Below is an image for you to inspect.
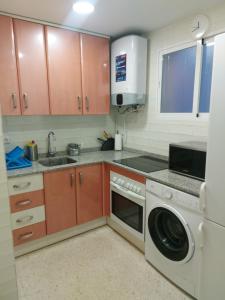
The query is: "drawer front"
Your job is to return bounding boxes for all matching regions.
[13,221,46,246]
[8,174,43,195]
[10,190,45,213]
[11,206,45,230]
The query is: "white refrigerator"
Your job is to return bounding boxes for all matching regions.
[200,32,225,300]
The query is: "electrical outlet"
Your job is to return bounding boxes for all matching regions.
[4,136,10,144]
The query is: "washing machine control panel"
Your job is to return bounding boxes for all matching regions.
[146,180,200,212]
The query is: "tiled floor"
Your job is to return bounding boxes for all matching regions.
[16,226,191,300]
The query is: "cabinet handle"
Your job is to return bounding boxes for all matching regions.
[77,96,82,111]
[23,93,28,109]
[16,215,34,224]
[19,231,33,241]
[79,172,83,185]
[70,173,75,187]
[13,182,31,190]
[85,96,89,112]
[16,199,32,207]
[11,93,17,109]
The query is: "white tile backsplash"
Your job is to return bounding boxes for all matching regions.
[3,114,116,154]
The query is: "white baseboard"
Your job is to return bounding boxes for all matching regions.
[15,216,145,257]
[14,217,107,257]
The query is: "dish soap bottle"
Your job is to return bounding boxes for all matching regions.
[26,140,39,161]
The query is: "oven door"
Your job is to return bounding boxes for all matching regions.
[110,182,145,240]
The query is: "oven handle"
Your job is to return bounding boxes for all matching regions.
[110,182,145,204]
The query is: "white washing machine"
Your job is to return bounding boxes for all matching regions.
[145,180,203,299]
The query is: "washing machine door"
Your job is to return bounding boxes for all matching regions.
[148,204,194,263]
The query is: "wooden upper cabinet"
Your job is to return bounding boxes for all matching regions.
[46,27,82,115]
[0,16,21,115]
[44,168,77,235]
[13,19,49,115]
[81,34,110,115]
[76,164,103,224]
[0,17,110,116]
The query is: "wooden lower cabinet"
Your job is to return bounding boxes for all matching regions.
[13,221,46,246]
[44,168,77,234]
[17,164,104,239]
[76,164,103,225]
[10,189,45,213]
[103,163,111,217]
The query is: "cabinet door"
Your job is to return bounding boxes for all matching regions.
[0,16,21,115]
[13,19,49,115]
[76,164,103,224]
[46,27,82,115]
[44,168,76,234]
[81,34,110,115]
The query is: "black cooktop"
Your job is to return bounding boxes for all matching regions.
[114,156,168,173]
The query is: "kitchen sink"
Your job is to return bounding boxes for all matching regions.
[38,157,77,167]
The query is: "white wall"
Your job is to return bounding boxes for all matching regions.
[0,111,18,299]
[116,2,225,156]
[3,115,115,154]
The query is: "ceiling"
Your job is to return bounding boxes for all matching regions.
[0,0,224,37]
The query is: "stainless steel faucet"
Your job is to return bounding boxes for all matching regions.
[47,131,56,157]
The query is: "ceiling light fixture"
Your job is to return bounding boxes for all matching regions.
[73,1,95,15]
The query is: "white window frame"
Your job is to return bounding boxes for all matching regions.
[197,37,215,119]
[157,39,210,121]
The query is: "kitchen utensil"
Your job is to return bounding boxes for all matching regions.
[6,146,25,162]
[67,143,81,156]
[6,146,32,170]
[98,138,115,151]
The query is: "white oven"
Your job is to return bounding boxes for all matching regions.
[110,171,146,241]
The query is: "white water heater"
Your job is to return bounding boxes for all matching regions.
[111,35,147,106]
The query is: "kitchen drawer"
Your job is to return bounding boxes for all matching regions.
[11,205,45,230]
[13,221,46,246]
[10,190,45,213]
[8,174,43,195]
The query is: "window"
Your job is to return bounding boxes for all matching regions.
[160,39,214,117]
[199,40,214,113]
[161,46,196,113]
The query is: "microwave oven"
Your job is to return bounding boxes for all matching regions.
[169,142,207,181]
